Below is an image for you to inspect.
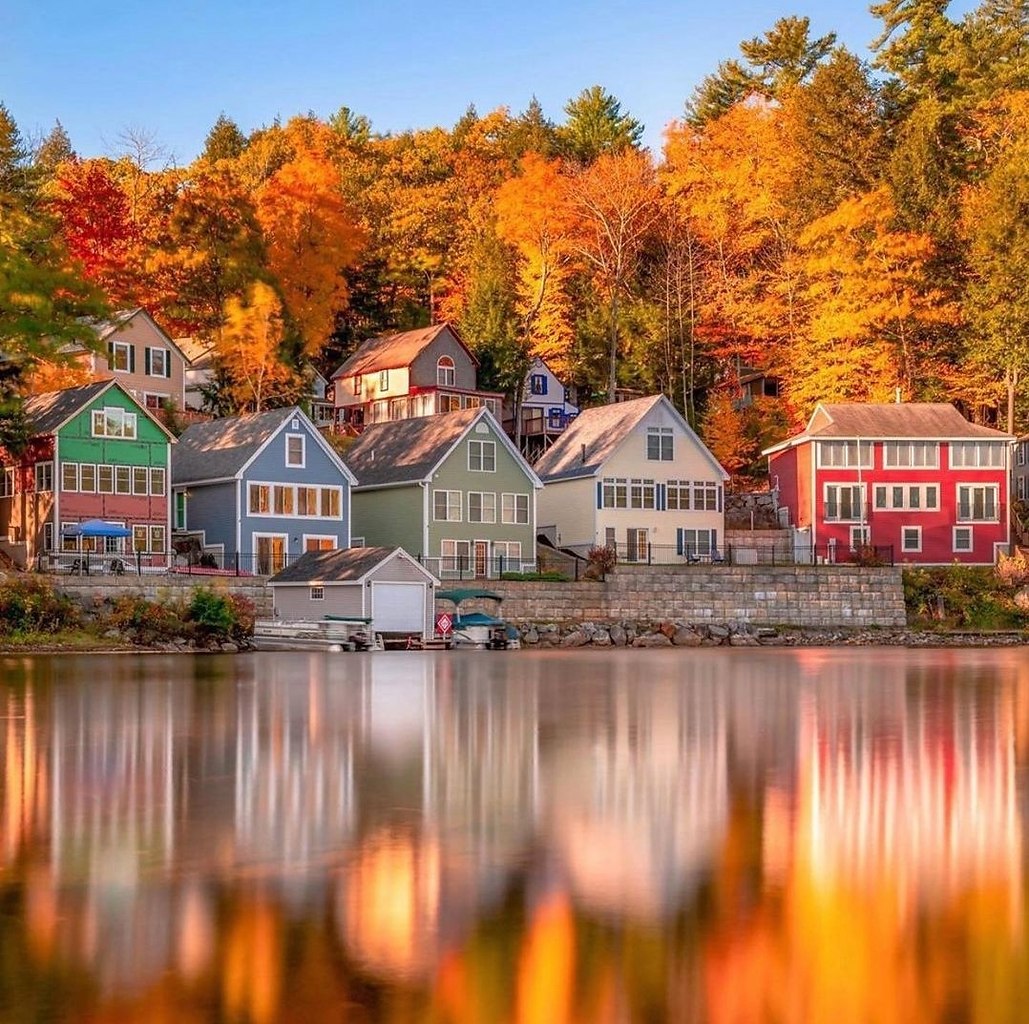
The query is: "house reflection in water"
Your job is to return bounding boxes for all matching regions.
[0,650,1028,1021]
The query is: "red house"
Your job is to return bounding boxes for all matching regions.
[764,403,1012,565]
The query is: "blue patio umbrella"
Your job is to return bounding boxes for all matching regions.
[61,519,133,539]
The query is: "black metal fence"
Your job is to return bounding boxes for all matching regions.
[35,549,308,578]
[419,555,579,580]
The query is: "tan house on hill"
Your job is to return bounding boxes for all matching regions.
[66,309,188,413]
[329,324,503,431]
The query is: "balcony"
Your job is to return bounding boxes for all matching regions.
[333,386,504,431]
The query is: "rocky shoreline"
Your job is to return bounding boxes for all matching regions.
[513,620,1029,648]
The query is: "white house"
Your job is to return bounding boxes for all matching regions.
[507,356,579,455]
[535,394,729,561]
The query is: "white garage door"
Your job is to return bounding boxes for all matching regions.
[371,582,426,635]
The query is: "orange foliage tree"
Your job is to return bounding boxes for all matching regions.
[256,152,364,357]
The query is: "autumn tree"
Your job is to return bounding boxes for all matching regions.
[566,149,662,401]
[33,120,74,180]
[558,86,643,164]
[49,159,139,301]
[256,151,364,357]
[217,282,298,412]
[202,113,247,162]
[702,390,755,475]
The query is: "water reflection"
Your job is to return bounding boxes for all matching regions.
[1,649,1029,1021]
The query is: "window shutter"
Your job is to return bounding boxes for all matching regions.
[657,483,666,511]
[107,341,114,362]
[129,346,136,373]
[165,351,172,378]
[711,529,718,554]
[596,481,602,508]
[145,348,152,375]
[676,529,684,556]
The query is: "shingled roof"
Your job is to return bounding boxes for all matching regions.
[533,394,730,483]
[172,407,298,484]
[268,546,413,585]
[344,407,485,487]
[22,381,116,435]
[764,402,1012,455]
[330,324,475,379]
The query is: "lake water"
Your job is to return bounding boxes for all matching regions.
[1,648,1027,1022]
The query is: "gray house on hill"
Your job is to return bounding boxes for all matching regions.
[171,406,356,574]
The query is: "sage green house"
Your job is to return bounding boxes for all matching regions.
[345,407,541,579]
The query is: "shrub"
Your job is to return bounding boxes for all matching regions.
[0,576,80,635]
[585,545,617,580]
[106,594,189,644]
[226,592,256,641]
[188,587,234,636]
[500,571,568,582]
[996,551,1029,588]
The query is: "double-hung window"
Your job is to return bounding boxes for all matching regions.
[666,480,691,511]
[0,467,15,497]
[433,490,462,522]
[468,440,496,472]
[150,467,166,495]
[132,467,149,495]
[824,484,863,521]
[62,462,79,492]
[146,347,169,377]
[285,434,305,467]
[957,484,998,521]
[693,480,720,511]
[501,492,529,524]
[249,483,271,514]
[109,341,132,372]
[883,442,939,468]
[873,483,938,511]
[468,491,496,523]
[950,442,1005,468]
[601,478,628,509]
[34,461,54,492]
[437,356,456,387]
[646,427,673,461]
[817,441,873,468]
[115,467,131,495]
[629,478,656,510]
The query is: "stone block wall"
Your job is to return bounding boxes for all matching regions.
[53,577,273,618]
[446,564,906,629]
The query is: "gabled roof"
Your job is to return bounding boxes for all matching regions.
[268,545,438,586]
[21,380,176,441]
[22,380,116,436]
[69,308,191,364]
[534,394,727,482]
[172,406,356,485]
[345,407,541,489]
[330,323,477,379]
[763,402,1012,455]
[176,336,214,367]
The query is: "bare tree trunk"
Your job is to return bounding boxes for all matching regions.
[608,289,619,403]
[1007,364,1018,435]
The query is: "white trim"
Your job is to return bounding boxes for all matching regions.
[822,482,866,523]
[302,533,338,551]
[252,532,289,574]
[467,490,497,524]
[246,480,344,518]
[953,525,973,553]
[467,438,497,473]
[370,579,429,637]
[955,481,1000,523]
[236,406,357,485]
[266,546,439,587]
[285,432,306,469]
[900,524,922,553]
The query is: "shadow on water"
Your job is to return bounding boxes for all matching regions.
[1,647,1029,1021]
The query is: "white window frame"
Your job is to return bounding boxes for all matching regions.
[629,478,656,510]
[950,442,1006,468]
[148,347,168,377]
[437,355,456,387]
[379,369,389,390]
[150,524,166,554]
[666,479,691,511]
[320,487,342,518]
[601,477,628,509]
[953,526,973,552]
[92,406,137,439]
[440,538,471,577]
[493,540,522,568]
[132,466,149,496]
[693,480,720,512]
[78,463,96,493]
[303,534,338,552]
[850,525,870,547]
[110,341,132,372]
[901,525,922,553]
[310,586,325,601]
[61,462,79,493]
[956,483,999,522]
[433,489,462,522]
[249,482,271,515]
[817,441,873,468]
[468,440,496,473]
[150,467,166,496]
[882,441,939,468]
[501,492,529,525]
[646,426,673,462]
[34,461,54,492]
[824,483,865,522]
[143,392,168,412]
[468,491,497,524]
[0,467,15,497]
[873,483,938,511]
[115,466,132,495]
[98,465,114,494]
[285,433,306,468]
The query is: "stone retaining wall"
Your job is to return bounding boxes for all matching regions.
[443,564,906,629]
[53,576,274,618]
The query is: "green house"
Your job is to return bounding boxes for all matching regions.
[0,380,174,566]
[344,407,541,579]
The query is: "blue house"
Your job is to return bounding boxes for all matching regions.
[171,407,356,574]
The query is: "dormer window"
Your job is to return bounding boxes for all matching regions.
[437,355,456,387]
[286,433,305,468]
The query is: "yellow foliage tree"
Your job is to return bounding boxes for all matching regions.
[495,153,579,372]
[256,152,364,357]
[217,282,298,412]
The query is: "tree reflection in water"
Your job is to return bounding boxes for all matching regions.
[0,649,1027,1022]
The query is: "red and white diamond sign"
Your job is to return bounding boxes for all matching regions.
[435,612,453,636]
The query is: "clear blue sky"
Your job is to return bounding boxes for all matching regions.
[3,0,975,162]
